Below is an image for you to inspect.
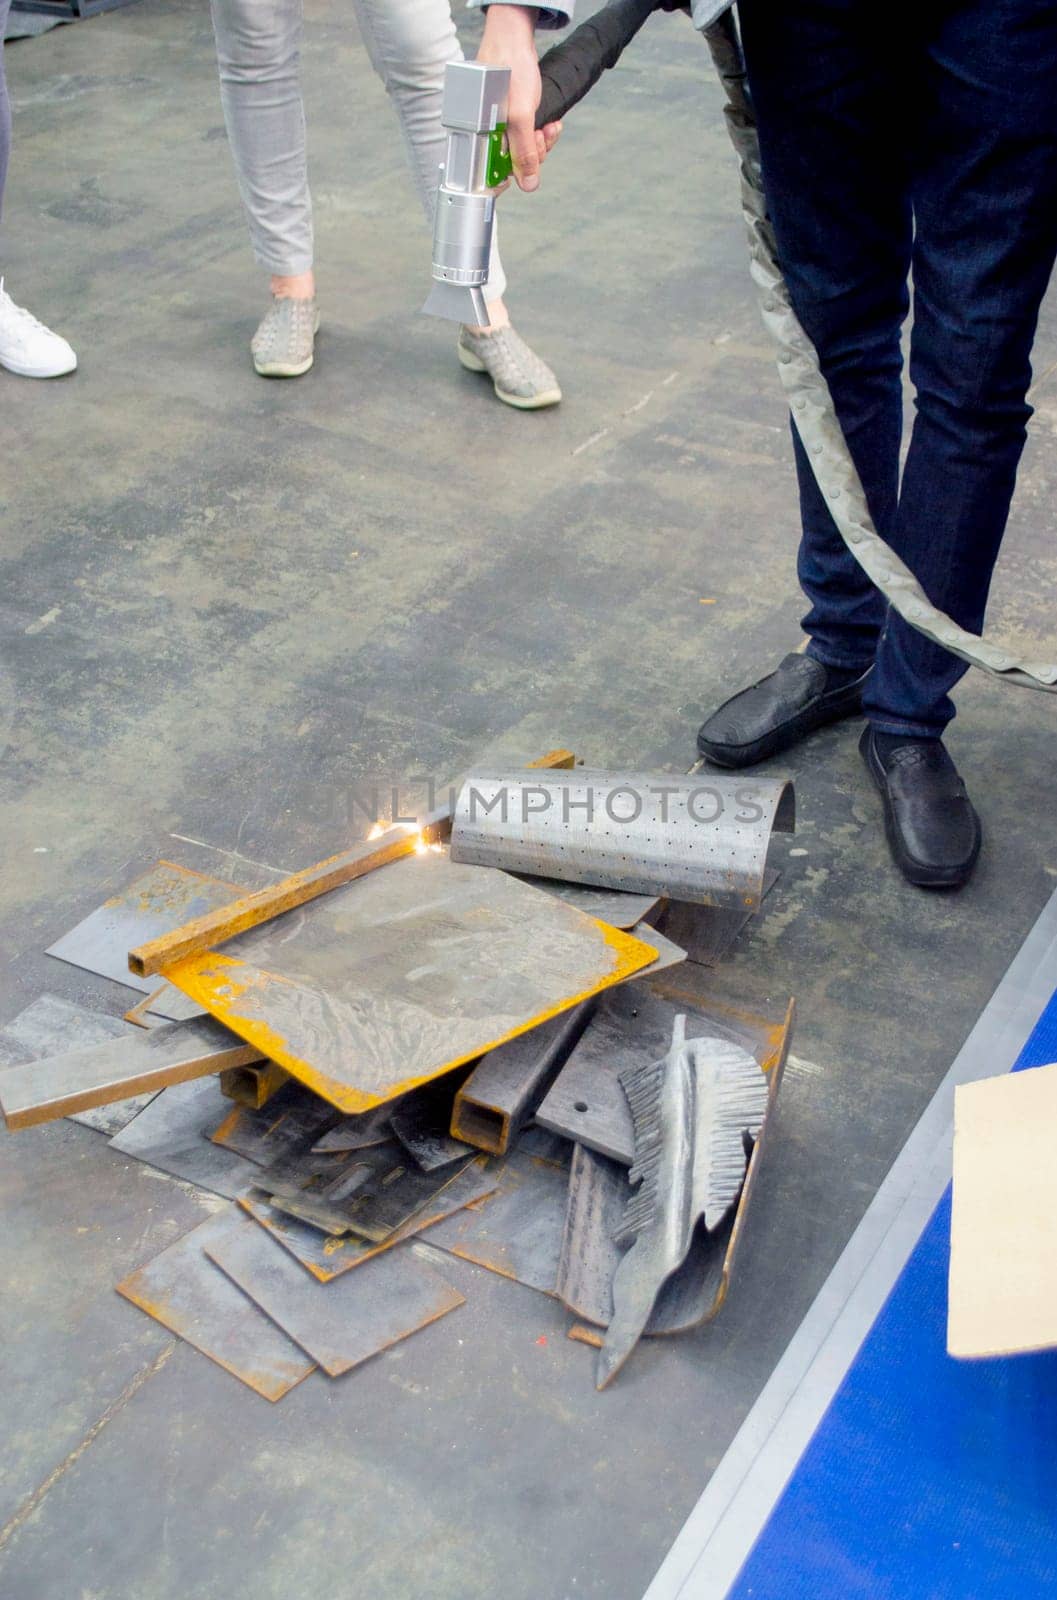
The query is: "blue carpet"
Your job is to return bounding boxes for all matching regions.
[728,988,1057,1600]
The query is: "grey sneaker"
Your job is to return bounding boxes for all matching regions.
[457,323,561,409]
[251,295,319,377]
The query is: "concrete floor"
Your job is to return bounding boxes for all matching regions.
[2,2,1057,1597]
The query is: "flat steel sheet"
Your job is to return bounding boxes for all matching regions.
[240,1158,499,1282]
[426,1135,571,1296]
[163,850,657,1114]
[451,770,795,912]
[46,860,243,997]
[536,985,793,1164]
[657,867,780,968]
[109,1077,263,1199]
[0,994,154,1134]
[210,1080,339,1166]
[206,1228,464,1377]
[116,1207,315,1401]
[514,876,662,929]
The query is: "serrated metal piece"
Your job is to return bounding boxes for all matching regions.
[596,1017,767,1390]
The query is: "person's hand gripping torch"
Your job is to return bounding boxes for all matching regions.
[423,0,674,329]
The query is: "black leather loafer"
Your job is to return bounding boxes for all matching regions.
[860,726,981,889]
[696,653,872,768]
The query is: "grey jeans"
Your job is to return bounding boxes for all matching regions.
[210,0,506,299]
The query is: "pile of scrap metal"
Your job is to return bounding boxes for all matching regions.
[0,751,796,1395]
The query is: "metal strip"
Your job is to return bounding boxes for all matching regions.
[0,994,155,1135]
[0,1014,260,1131]
[641,886,1057,1600]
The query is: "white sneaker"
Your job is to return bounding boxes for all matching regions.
[0,279,77,378]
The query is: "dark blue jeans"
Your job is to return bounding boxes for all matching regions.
[739,0,1057,737]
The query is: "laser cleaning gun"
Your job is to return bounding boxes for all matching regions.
[423,0,668,328]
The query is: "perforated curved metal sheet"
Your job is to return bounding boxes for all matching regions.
[450,769,794,912]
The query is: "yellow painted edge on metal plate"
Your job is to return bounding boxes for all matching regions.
[163,920,657,1115]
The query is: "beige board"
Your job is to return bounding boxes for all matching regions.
[948,1061,1057,1359]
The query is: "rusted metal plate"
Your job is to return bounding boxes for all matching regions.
[451,769,795,912]
[451,1002,594,1155]
[46,860,243,997]
[209,1079,339,1166]
[205,1228,465,1378]
[426,1134,571,1296]
[239,1158,499,1282]
[109,1076,263,1199]
[124,989,167,1029]
[128,750,575,980]
[0,994,155,1135]
[536,984,793,1164]
[656,866,780,968]
[513,876,662,929]
[0,1014,260,1133]
[163,850,658,1114]
[115,1206,315,1401]
[129,831,423,980]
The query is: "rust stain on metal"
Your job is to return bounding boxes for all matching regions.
[161,860,657,1115]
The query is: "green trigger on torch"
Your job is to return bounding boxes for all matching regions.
[486,125,513,187]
